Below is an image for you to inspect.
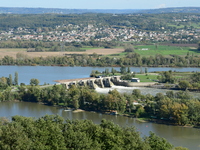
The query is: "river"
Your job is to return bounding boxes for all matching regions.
[1,66,200,85]
[1,66,200,149]
[0,101,199,150]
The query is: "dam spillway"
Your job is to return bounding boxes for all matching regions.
[54,76,156,89]
[54,76,116,89]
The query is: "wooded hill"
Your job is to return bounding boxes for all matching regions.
[1,7,200,14]
[0,12,200,31]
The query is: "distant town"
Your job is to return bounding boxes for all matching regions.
[1,21,200,43]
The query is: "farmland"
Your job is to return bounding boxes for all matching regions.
[113,44,199,57]
[0,47,124,59]
[0,44,199,59]
[134,45,196,56]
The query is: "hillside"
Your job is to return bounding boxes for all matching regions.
[0,7,200,14]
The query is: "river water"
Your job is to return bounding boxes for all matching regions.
[1,66,200,149]
[1,66,200,85]
[0,101,199,150]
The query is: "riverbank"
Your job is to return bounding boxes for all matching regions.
[0,101,199,150]
[62,106,200,129]
[136,117,200,129]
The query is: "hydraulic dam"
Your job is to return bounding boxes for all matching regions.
[54,76,156,89]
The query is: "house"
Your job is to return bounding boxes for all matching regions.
[131,78,140,82]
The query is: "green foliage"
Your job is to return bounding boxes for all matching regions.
[0,77,199,126]
[0,77,8,90]
[145,132,173,150]
[8,74,12,86]
[14,72,18,86]
[158,71,175,83]
[120,66,126,74]
[0,115,175,150]
[30,78,40,86]
[120,73,135,80]
[178,80,191,90]
[1,48,200,67]
[124,44,134,52]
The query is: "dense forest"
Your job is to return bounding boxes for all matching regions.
[0,13,199,31]
[0,114,184,150]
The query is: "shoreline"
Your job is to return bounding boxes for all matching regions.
[2,101,200,129]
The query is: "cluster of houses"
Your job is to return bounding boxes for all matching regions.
[0,23,200,43]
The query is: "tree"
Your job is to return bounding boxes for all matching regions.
[190,72,200,83]
[111,68,116,75]
[171,102,189,125]
[120,66,126,74]
[159,71,175,83]
[145,132,173,150]
[7,74,12,86]
[127,67,131,73]
[178,80,191,90]
[14,72,18,86]
[132,89,141,98]
[145,68,148,74]
[104,68,110,76]
[124,44,134,52]
[135,106,146,117]
[30,78,40,86]
[0,77,8,89]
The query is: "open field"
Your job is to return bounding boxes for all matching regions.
[108,44,200,57]
[134,45,198,56]
[0,48,124,59]
[0,44,199,59]
[135,73,159,82]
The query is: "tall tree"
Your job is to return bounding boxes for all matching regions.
[120,66,126,74]
[14,72,18,86]
[8,74,12,86]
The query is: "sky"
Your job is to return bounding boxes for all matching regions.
[1,0,200,9]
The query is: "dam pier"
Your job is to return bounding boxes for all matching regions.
[55,76,156,89]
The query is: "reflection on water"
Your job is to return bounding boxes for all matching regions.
[0,101,199,149]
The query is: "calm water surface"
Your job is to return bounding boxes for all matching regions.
[1,66,200,149]
[1,66,200,85]
[0,101,200,150]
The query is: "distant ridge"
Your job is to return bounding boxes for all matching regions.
[0,7,200,14]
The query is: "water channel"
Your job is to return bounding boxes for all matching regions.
[1,66,200,149]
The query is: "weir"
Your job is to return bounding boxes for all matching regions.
[54,76,155,89]
[54,76,116,89]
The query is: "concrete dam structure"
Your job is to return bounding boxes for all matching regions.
[55,76,156,89]
[55,76,115,89]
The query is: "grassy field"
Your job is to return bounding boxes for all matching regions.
[0,44,199,59]
[134,45,198,56]
[107,44,199,58]
[171,72,193,80]
[80,47,104,50]
[134,72,193,82]
[135,73,159,82]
